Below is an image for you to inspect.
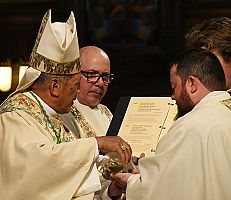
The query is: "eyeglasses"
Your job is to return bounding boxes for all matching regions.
[81,71,114,84]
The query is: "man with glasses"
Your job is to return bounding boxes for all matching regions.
[60,46,118,199]
[0,11,132,200]
[61,45,113,138]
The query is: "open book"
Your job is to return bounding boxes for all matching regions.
[107,97,177,157]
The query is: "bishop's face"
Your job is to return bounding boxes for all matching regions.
[170,64,194,119]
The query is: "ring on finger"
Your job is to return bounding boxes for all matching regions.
[121,144,127,151]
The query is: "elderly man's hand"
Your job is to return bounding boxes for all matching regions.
[95,136,132,164]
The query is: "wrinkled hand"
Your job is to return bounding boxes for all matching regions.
[95,136,132,164]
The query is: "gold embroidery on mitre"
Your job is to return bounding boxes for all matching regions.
[30,53,81,75]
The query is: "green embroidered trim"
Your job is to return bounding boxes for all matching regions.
[0,92,75,143]
[30,91,63,143]
[220,98,231,110]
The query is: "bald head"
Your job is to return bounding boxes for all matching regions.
[80,46,110,71]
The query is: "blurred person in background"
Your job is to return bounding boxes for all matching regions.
[185,17,231,93]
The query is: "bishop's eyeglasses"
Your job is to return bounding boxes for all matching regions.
[81,71,114,84]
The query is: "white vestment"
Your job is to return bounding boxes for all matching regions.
[60,100,113,200]
[61,100,112,139]
[126,91,231,200]
[0,92,101,200]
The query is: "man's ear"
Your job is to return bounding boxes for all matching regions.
[49,77,63,97]
[186,75,199,94]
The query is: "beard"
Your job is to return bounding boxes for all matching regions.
[175,87,195,119]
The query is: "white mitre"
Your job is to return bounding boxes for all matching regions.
[17,9,81,93]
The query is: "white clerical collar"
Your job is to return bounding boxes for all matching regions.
[31,91,58,117]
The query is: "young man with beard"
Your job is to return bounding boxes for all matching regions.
[109,49,231,200]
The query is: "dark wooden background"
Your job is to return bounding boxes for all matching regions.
[0,0,231,112]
